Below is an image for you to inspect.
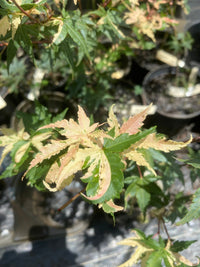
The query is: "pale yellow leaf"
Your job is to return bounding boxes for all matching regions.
[107,104,120,137]
[173,252,198,266]
[26,139,71,173]
[31,132,52,150]
[51,19,63,44]
[120,104,152,135]
[0,127,26,166]
[134,133,192,152]
[44,145,79,191]
[78,106,90,128]
[15,0,22,5]
[0,128,15,136]
[12,16,21,38]
[124,149,156,175]
[0,16,11,37]
[15,142,30,163]
[73,0,77,5]
[118,246,152,267]
[39,106,99,141]
[118,231,153,267]
[39,119,69,130]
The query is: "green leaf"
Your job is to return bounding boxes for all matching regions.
[14,24,33,58]
[64,17,90,60]
[170,240,196,253]
[52,107,68,122]
[166,192,190,224]
[85,164,100,197]
[125,177,151,213]
[146,251,162,267]
[89,151,124,204]
[136,186,151,213]
[176,188,200,225]
[104,127,156,152]
[6,40,17,72]
[60,39,75,71]
[54,20,68,45]
[0,0,18,11]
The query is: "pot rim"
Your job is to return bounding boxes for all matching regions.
[142,65,200,119]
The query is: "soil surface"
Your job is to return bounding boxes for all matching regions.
[143,66,200,116]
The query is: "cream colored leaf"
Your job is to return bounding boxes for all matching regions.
[44,146,100,192]
[0,127,26,166]
[26,139,72,174]
[118,231,153,267]
[107,104,120,137]
[173,252,198,266]
[0,143,14,166]
[120,104,152,135]
[52,19,64,44]
[44,145,79,191]
[118,246,152,267]
[73,0,77,5]
[15,0,22,5]
[15,142,30,163]
[124,149,156,176]
[0,128,15,136]
[76,105,99,135]
[39,106,99,140]
[134,133,193,152]
[0,16,11,37]
[105,199,123,212]
[43,175,74,192]
[78,105,90,128]
[31,132,52,150]
[39,119,69,130]
[12,15,21,38]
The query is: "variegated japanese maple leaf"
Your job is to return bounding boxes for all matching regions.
[0,121,51,170]
[118,229,197,267]
[23,105,191,213]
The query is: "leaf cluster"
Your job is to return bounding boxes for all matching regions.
[118,229,197,267]
[0,103,192,212]
[0,0,188,111]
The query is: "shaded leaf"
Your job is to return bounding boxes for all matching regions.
[176,188,200,225]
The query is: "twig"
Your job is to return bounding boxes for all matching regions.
[192,136,200,143]
[162,218,171,241]
[137,164,143,179]
[10,0,39,23]
[57,187,86,212]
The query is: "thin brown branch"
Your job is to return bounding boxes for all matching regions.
[162,218,171,241]
[10,0,39,23]
[192,136,200,143]
[137,164,143,179]
[102,0,112,8]
[57,187,86,212]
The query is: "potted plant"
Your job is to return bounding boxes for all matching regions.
[142,30,200,137]
[1,0,200,266]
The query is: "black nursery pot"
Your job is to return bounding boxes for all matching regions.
[142,66,200,137]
